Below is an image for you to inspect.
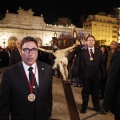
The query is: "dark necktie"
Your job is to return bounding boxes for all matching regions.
[90,49,94,58]
[28,67,38,94]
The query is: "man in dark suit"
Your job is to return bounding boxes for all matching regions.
[9,39,22,66]
[101,51,120,120]
[75,35,102,113]
[0,36,53,120]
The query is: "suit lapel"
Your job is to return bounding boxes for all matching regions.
[93,48,98,59]
[17,62,30,93]
[37,61,43,88]
[84,48,90,59]
[36,62,45,100]
[37,62,44,95]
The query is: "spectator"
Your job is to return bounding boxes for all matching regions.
[99,45,108,99]
[67,48,76,84]
[106,41,118,72]
[71,55,82,87]
[101,51,120,120]
[9,39,22,66]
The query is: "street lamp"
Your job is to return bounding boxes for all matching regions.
[54,32,57,38]
[2,34,8,48]
[73,31,77,44]
[73,31,77,38]
[3,37,6,48]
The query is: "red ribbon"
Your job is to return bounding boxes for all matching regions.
[24,64,37,93]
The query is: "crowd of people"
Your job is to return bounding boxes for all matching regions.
[0,35,120,120]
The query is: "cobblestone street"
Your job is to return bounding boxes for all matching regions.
[51,76,114,120]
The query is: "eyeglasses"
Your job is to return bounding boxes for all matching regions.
[22,48,38,54]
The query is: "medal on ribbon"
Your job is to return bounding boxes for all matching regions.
[89,49,94,61]
[25,64,37,102]
[90,57,93,61]
[28,93,36,102]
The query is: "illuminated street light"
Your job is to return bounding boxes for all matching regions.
[2,34,8,48]
[73,31,77,38]
[54,32,57,38]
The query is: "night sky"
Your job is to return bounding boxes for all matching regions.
[0,0,120,27]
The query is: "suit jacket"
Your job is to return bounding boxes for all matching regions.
[103,51,120,116]
[0,61,53,120]
[75,47,102,80]
[9,50,22,66]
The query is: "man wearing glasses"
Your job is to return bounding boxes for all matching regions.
[0,36,53,120]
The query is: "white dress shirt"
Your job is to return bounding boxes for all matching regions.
[22,62,39,86]
[88,47,95,54]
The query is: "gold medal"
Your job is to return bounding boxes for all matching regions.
[90,57,93,61]
[33,86,35,88]
[28,93,36,102]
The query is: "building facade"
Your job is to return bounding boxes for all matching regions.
[0,7,90,48]
[83,13,118,45]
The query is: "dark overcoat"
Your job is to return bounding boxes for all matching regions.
[103,51,120,116]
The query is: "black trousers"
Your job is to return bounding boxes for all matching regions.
[81,77,100,110]
[115,115,120,120]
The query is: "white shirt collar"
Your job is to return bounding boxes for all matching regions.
[88,47,95,53]
[22,62,36,72]
[22,61,39,86]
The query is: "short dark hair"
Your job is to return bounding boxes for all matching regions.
[99,45,108,53]
[20,36,38,49]
[86,35,95,41]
